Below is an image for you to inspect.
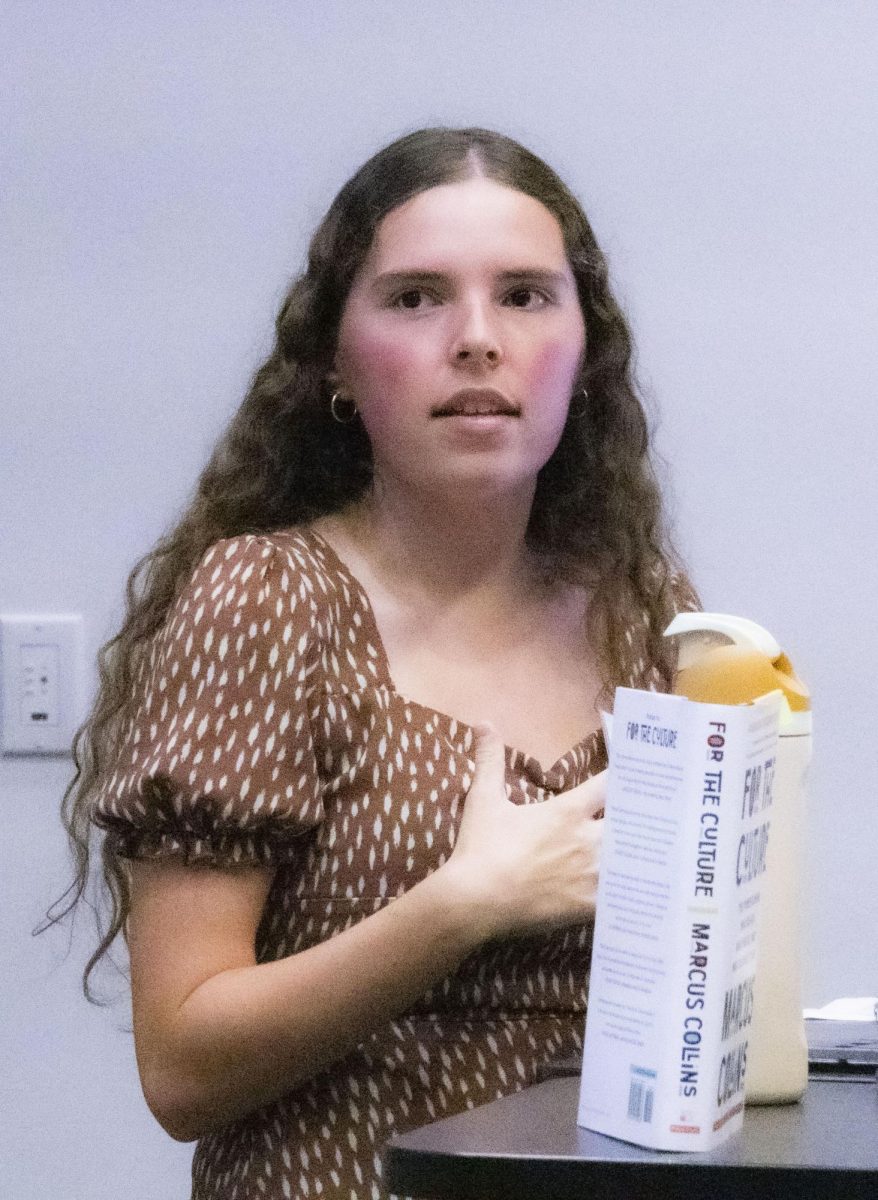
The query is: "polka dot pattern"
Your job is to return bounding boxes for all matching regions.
[94,528,697,1199]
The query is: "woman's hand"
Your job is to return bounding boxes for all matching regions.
[441,723,605,942]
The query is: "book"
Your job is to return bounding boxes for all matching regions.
[578,686,782,1150]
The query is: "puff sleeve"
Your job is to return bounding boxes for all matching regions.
[94,535,325,866]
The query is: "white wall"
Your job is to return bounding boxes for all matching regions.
[3,3,876,1196]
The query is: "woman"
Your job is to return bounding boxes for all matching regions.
[59,127,697,1199]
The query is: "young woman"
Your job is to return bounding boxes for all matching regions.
[59,127,697,1199]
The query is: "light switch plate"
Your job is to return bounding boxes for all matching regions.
[0,614,84,755]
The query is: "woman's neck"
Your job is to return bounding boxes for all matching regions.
[325,476,541,607]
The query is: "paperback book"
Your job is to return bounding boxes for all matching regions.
[578,686,782,1150]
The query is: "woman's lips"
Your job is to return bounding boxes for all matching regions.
[431,387,521,418]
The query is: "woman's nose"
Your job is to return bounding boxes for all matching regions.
[451,299,502,367]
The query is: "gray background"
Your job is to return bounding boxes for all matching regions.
[2,2,876,1196]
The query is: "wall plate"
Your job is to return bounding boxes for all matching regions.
[0,614,84,755]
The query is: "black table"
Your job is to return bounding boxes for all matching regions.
[385,1076,878,1199]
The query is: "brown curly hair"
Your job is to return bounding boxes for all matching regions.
[47,126,690,997]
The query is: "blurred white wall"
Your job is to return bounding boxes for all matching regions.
[2,2,876,1195]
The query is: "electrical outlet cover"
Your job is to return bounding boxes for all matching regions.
[0,614,84,755]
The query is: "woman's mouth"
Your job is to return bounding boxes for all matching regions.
[431,388,521,418]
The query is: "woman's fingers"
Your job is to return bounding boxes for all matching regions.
[469,726,605,819]
[564,768,607,819]
[447,726,607,939]
[451,724,509,867]
[469,722,507,798]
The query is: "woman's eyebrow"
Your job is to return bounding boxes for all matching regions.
[371,270,448,292]
[370,267,572,292]
[496,269,571,288]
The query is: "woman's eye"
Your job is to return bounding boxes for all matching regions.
[504,287,550,310]
[391,289,438,311]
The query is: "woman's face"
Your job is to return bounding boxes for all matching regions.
[333,178,586,500]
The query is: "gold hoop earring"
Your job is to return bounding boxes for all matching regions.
[330,391,358,424]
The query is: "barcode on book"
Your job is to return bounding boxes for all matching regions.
[627,1066,656,1123]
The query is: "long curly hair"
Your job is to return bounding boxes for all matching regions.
[49,126,688,997]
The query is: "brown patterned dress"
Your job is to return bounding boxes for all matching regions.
[95,528,693,1200]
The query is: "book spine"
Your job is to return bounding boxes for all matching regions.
[668,699,778,1149]
[652,698,732,1147]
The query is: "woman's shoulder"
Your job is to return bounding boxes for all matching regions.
[149,528,364,664]
[189,526,357,605]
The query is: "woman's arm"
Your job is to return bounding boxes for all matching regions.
[129,727,604,1141]
[129,854,481,1141]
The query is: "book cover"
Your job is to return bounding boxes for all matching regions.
[578,686,781,1150]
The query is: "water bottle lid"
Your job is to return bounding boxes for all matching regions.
[664,612,811,715]
[664,612,782,657]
